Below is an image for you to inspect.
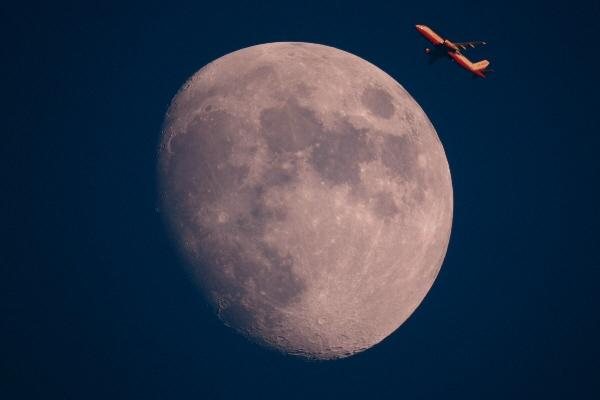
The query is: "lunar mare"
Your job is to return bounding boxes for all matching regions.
[158,43,453,359]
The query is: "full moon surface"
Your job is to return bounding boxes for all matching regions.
[158,43,453,359]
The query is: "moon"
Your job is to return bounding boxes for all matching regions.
[158,43,452,359]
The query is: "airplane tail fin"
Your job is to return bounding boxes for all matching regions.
[473,59,492,78]
[473,60,490,71]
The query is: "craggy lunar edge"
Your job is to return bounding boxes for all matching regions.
[158,43,453,359]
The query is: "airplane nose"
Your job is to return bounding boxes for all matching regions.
[415,24,424,30]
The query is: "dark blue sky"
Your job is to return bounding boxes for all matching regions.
[3,1,599,399]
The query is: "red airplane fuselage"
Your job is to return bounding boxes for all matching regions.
[415,24,489,78]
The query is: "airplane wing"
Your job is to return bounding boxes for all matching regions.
[454,41,487,51]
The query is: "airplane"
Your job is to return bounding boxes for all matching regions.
[415,24,491,78]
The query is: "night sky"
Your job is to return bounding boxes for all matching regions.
[3,1,599,399]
